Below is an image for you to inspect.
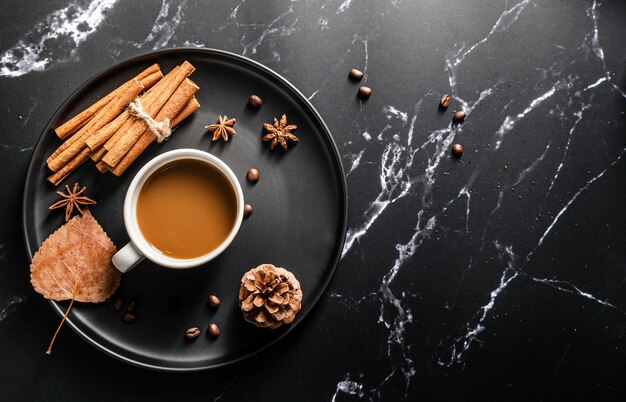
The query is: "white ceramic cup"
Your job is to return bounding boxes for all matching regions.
[112,149,244,273]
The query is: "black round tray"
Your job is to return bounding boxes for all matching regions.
[22,48,347,371]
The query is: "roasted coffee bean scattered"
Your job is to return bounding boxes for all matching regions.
[114,296,124,312]
[243,203,253,218]
[440,94,451,109]
[452,144,464,157]
[185,327,201,340]
[208,295,221,308]
[358,86,372,98]
[452,110,466,122]
[248,94,263,108]
[207,323,220,338]
[122,312,136,324]
[126,299,137,312]
[246,168,260,183]
[349,68,364,81]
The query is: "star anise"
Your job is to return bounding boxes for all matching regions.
[206,115,236,142]
[49,183,96,222]
[263,114,299,151]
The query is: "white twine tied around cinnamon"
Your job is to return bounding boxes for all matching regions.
[127,98,171,143]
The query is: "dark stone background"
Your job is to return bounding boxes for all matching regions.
[0,0,624,400]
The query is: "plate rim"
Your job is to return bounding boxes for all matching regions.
[22,47,348,372]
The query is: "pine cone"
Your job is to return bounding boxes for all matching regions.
[238,264,303,329]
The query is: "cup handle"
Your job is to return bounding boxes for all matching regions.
[112,242,145,273]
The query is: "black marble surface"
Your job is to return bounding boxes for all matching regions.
[1,0,625,400]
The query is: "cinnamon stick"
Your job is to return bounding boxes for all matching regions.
[153,78,199,125]
[102,66,186,153]
[136,63,160,81]
[139,71,163,91]
[47,79,145,172]
[111,97,200,176]
[102,61,195,168]
[47,78,143,164]
[47,148,91,186]
[54,64,160,139]
[93,67,179,153]
[54,96,113,140]
[89,146,107,162]
[101,117,136,154]
[85,111,131,151]
[93,67,185,166]
[95,160,109,173]
[171,97,201,127]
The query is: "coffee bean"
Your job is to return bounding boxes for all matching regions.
[207,323,220,338]
[126,299,137,313]
[208,295,221,308]
[452,144,464,157]
[243,203,253,218]
[440,94,451,109]
[348,68,364,81]
[185,327,201,340]
[248,94,263,108]
[114,296,124,312]
[246,168,260,183]
[122,312,136,324]
[452,110,466,122]
[358,86,372,98]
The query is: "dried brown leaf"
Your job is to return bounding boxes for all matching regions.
[31,210,119,302]
[30,210,120,354]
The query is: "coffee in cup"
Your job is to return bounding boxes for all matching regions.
[112,149,244,272]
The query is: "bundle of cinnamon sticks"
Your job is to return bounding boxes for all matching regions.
[47,61,201,186]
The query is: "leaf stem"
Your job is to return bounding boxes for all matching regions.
[46,298,75,356]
